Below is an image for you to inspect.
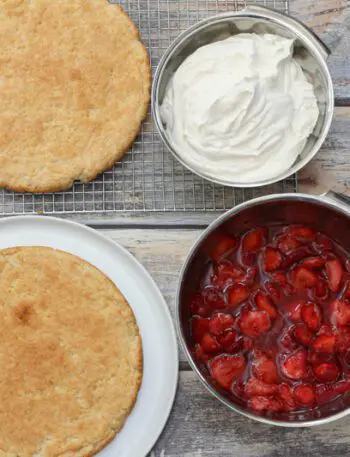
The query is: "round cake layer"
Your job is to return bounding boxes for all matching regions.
[0,0,150,192]
[0,246,142,457]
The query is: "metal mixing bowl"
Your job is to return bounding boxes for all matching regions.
[152,5,334,188]
[176,193,350,427]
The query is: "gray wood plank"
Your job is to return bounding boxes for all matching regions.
[299,107,350,193]
[101,227,200,365]
[290,0,349,103]
[149,371,350,457]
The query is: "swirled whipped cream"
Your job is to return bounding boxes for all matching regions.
[160,33,319,183]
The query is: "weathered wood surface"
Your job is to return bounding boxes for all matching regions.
[102,228,199,356]
[290,0,349,103]
[299,106,350,195]
[100,228,350,456]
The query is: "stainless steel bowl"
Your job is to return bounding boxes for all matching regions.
[152,5,334,188]
[176,192,350,427]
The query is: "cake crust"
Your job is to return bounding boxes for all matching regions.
[0,246,142,457]
[0,0,151,192]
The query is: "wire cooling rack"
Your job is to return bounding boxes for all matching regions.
[0,0,296,217]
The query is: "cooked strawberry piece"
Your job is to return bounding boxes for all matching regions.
[288,301,304,322]
[231,380,245,399]
[194,344,210,362]
[242,227,267,252]
[249,396,284,413]
[270,272,287,285]
[189,293,209,317]
[287,226,316,242]
[314,234,333,252]
[285,284,295,296]
[293,384,316,405]
[300,257,325,269]
[263,247,283,272]
[245,377,277,397]
[213,260,245,287]
[279,327,298,351]
[294,325,314,346]
[283,246,311,267]
[271,273,294,295]
[191,317,210,343]
[229,265,246,280]
[278,234,302,254]
[317,324,333,336]
[291,267,318,290]
[248,396,270,412]
[209,355,246,389]
[309,350,334,367]
[202,286,225,310]
[326,259,343,292]
[217,330,239,352]
[239,310,271,338]
[313,335,336,353]
[278,383,296,410]
[241,266,258,286]
[316,381,350,404]
[331,299,350,327]
[264,281,281,302]
[268,398,285,413]
[255,291,277,319]
[312,280,329,300]
[227,284,249,308]
[201,333,220,354]
[252,352,278,384]
[209,313,235,335]
[281,349,308,380]
[215,260,244,278]
[240,251,257,267]
[313,362,340,382]
[301,302,322,332]
[210,235,237,261]
[242,336,253,350]
[335,327,350,352]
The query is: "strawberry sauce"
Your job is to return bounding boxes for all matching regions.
[188,225,350,417]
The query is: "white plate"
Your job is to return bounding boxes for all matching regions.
[0,216,178,457]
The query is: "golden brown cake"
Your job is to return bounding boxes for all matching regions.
[0,0,151,192]
[0,246,142,457]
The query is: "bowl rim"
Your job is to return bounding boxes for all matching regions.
[151,9,335,188]
[175,193,350,427]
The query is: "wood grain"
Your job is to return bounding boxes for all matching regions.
[102,228,199,347]
[102,227,203,368]
[299,107,350,195]
[290,0,349,102]
[290,0,347,34]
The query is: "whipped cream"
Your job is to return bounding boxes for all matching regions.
[160,33,319,183]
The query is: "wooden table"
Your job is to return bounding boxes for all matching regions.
[102,1,350,455]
